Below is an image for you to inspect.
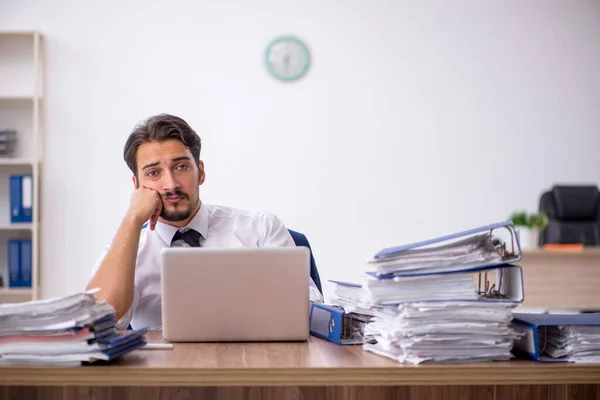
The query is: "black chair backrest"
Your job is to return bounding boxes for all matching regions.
[539,185,600,245]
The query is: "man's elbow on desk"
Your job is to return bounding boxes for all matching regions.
[87,286,132,321]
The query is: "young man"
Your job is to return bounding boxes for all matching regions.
[86,114,323,330]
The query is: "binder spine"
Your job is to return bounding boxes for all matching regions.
[8,239,21,287]
[9,175,22,223]
[20,239,32,288]
[21,175,33,223]
[511,320,541,360]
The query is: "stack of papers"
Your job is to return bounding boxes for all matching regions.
[540,325,600,363]
[0,291,147,366]
[357,221,524,364]
[328,269,480,315]
[368,232,502,276]
[362,271,479,305]
[328,280,381,317]
[325,280,378,343]
[341,312,373,344]
[363,301,522,364]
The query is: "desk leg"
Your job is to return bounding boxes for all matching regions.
[1,385,598,399]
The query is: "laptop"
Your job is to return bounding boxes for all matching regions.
[160,246,311,342]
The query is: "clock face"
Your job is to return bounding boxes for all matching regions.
[265,36,310,82]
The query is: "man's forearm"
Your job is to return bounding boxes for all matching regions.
[86,214,142,320]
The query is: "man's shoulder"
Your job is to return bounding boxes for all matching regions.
[205,203,279,222]
[204,203,293,247]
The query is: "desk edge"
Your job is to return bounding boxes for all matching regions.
[1,365,600,387]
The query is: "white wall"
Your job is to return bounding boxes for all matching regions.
[2,0,600,300]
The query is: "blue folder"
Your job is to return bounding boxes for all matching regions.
[373,220,522,262]
[8,240,20,287]
[328,280,361,289]
[364,263,525,305]
[9,175,33,224]
[20,239,32,288]
[309,303,367,345]
[86,328,149,364]
[9,176,22,223]
[512,313,600,362]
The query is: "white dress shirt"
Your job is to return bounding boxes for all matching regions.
[91,203,323,330]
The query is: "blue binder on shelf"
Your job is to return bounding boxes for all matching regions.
[511,313,600,362]
[8,239,20,288]
[20,239,32,288]
[9,176,21,223]
[309,303,368,345]
[6,239,32,288]
[9,174,33,223]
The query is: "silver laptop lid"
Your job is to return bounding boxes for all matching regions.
[161,247,310,342]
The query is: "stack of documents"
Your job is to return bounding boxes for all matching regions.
[309,280,379,345]
[363,300,522,364]
[368,230,502,277]
[512,312,600,363]
[328,280,380,317]
[362,270,479,305]
[359,221,525,364]
[0,291,147,366]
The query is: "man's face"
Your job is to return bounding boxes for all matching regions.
[133,139,205,223]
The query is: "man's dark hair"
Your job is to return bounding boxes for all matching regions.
[123,114,201,177]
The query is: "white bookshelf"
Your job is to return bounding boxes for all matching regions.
[0,31,43,303]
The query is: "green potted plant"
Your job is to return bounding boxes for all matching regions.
[509,210,549,250]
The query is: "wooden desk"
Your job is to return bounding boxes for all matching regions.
[519,249,600,311]
[1,332,600,400]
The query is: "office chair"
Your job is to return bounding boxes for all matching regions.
[287,229,323,295]
[538,185,600,246]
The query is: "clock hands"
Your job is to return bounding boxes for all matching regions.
[283,54,291,75]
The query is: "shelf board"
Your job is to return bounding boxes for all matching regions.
[0,158,35,166]
[522,247,600,256]
[0,96,34,101]
[0,288,32,295]
[0,223,34,231]
[0,31,38,37]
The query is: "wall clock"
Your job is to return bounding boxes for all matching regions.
[265,35,310,82]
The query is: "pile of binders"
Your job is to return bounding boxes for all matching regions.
[311,220,526,364]
[0,290,147,366]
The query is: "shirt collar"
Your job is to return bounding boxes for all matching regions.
[155,203,209,246]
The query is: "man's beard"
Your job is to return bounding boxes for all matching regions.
[160,189,200,222]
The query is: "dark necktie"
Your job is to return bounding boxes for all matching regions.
[172,229,202,247]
